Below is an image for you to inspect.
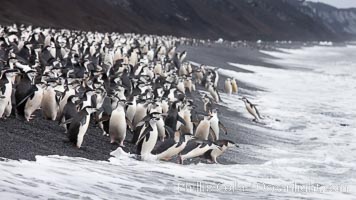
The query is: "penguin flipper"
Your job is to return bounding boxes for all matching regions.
[60,118,74,126]
[97,115,110,123]
[164,125,175,138]
[125,117,133,131]
[218,121,228,135]
[135,125,153,145]
[152,138,175,155]
[177,115,186,126]
[209,127,217,142]
[16,91,35,107]
[254,106,263,119]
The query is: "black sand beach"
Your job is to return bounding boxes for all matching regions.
[0,44,293,164]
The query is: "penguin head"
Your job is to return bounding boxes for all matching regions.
[3,69,19,78]
[68,95,79,104]
[181,132,193,141]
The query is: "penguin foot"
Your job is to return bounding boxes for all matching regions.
[178,156,183,165]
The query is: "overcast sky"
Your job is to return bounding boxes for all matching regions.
[308,0,356,8]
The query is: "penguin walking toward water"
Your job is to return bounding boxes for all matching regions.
[202,140,238,164]
[224,78,232,95]
[67,106,97,148]
[179,139,221,165]
[240,97,262,121]
[207,82,221,103]
[153,132,193,161]
[136,117,159,160]
[41,81,59,120]
[109,101,128,146]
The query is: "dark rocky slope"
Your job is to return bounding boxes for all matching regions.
[0,0,355,41]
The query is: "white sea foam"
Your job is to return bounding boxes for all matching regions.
[1,46,356,199]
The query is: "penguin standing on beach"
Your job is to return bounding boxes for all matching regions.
[224,78,232,95]
[15,70,37,118]
[209,109,228,141]
[231,78,238,94]
[109,101,127,146]
[0,69,18,118]
[67,106,97,148]
[24,81,45,121]
[41,80,59,120]
[240,97,262,121]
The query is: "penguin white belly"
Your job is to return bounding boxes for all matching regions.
[210,148,224,163]
[161,101,169,113]
[82,95,93,108]
[225,80,232,95]
[210,116,219,140]
[195,121,210,140]
[182,145,210,160]
[77,116,91,148]
[246,104,258,119]
[133,104,146,127]
[109,111,127,145]
[4,100,12,117]
[184,80,193,92]
[208,87,219,102]
[42,88,58,120]
[177,82,185,94]
[156,118,165,141]
[157,142,187,160]
[196,72,203,84]
[181,113,193,134]
[25,88,43,121]
[126,104,136,123]
[231,80,238,93]
[0,83,12,117]
[140,127,158,159]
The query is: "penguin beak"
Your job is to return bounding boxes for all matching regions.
[235,144,240,148]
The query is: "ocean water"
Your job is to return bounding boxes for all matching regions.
[1,45,355,199]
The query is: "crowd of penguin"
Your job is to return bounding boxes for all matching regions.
[0,24,263,164]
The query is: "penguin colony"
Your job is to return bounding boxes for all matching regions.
[0,24,262,165]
